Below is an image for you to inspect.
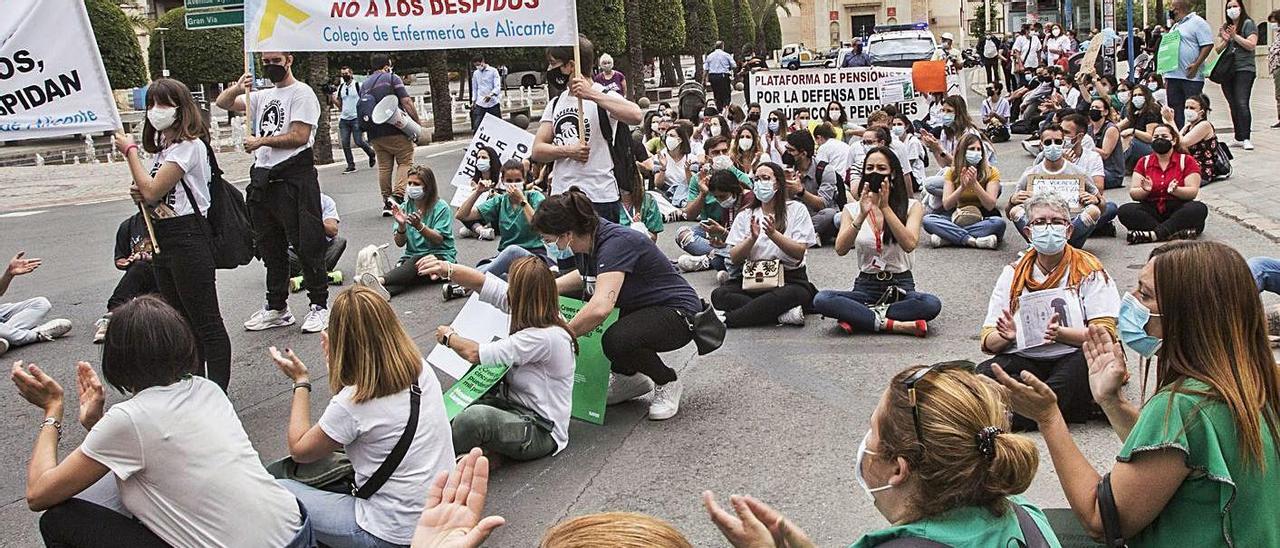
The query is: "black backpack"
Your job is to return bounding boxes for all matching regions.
[549,92,638,193]
[177,141,257,269]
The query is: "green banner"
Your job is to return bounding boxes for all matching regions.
[442,363,511,420]
[1156,29,1181,75]
[559,297,617,425]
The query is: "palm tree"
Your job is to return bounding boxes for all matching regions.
[625,0,646,101]
[749,0,793,54]
[425,51,453,142]
[306,52,335,165]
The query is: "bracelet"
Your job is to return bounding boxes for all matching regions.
[293,381,312,392]
[445,263,454,281]
[124,144,138,156]
[40,417,62,437]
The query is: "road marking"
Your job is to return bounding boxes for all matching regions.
[426,142,472,158]
[0,210,46,218]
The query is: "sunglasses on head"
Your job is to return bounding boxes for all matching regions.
[901,360,977,446]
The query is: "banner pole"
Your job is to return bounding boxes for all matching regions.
[244,52,254,137]
[574,43,585,143]
[138,202,160,254]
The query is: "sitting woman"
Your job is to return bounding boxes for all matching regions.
[978,192,1119,431]
[762,109,789,165]
[651,122,695,207]
[674,168,755,282]
[446,160,549,299]
[1117,123,1210,244]
[269,285,454,548]
[423,256,576,462]
[358,164,457,300]
[994,241,1280,547]
[1086,97,1126,190]
[705,362,1058,547]
[812,147,940,337]
[619,176,665,241]
[1118,84,1162,171]
[456,145,500,240]
[711,162,817,328]
[922,133,1006,249]
[730,124,765,171]
[17,295,310,548]
[1166,94,1221,184]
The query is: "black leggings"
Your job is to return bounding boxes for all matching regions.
[41,498,170,548]
[711,267,815,328]
[152,215,232,390]
[601,306,694,385]
[107,261,158,311]
[1221,70,1256,141]
[978,351,1094,431]
[1117,199,1208,240]
[382,255,443,296]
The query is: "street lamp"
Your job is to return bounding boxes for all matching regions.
[155,27,169,78]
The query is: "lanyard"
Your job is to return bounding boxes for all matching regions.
[866,209,883,256]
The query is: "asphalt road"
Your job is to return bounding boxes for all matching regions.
[0,130,1276,547]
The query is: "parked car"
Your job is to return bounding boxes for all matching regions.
[504,70,543,89]
[866,24,939,68]
[781,49,829,70]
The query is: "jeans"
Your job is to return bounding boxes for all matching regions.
[592,200,622,223]
[1117,200,1208,240]
[107,261,157,311]
[922,214,1007,246]
[371,135,415,201]
[280,479,400,548]
[383,255,444,296]
[811,272,942,333]
[289,237,348,276]
[1221,71,1256,141]
[451,402,557,461]
[1125,139,1153,172]
[152,215,232,390]
[710,267,816,327]
[1248,256,1280,295]
[476,245,549,279]
[250,167,329,311]
[978,351,1093,431]
[1164,77,1204,128]
[339,118,374,170]
[0,297,50,347]
[675,225,729,271]
[470,104,502,132]
[602,306,695,385]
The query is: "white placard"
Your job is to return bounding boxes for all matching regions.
[244,0,579,52]
[1016,288,1084,350]
[879,75,910,104]
[452,113,535,190]
[426,293,511,380]
[0,0,123,140]
[1030,176,1083,210]
[750,66,964,125]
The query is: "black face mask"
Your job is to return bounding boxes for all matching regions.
[264,63,288,83]
[1088,109,1104,122]
[863,171,887,193]
[1167,9,1177,22]
[547,67,570,89]
[748,113,760,122]
[1151,138,1173,154]
[781,151,797,167]
[342,74,353,82]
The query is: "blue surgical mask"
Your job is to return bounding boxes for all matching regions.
[752,178,777,202]
[768,121,779,133]
[965,149,983,165]
[475,159,491,173]
[405,185,425,200]
[939,112,956,125]
[891,125,906,137]
[1042,143,1065,161]
[544,235,575,261]
[1118,292,1163,357]
[1029,224,1068,255]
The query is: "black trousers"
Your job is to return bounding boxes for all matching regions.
[152,215,232,390]
[711,267,815,328]
[383,254,441,296]
[288,236,347,276]
[591,200,622,223]
[41,498,170,548]
[978,351,1093,431]
[1221,70,1256,141]
[602,306,694,385]
[107,261,157,311]
[983,58,1002,87]
[249,166,328,310]
[709,73,732,108]
[1117,200,1208,240]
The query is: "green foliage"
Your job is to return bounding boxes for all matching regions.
[85,0,147,88]
[762,8,782,52]
[682,0,720,53]
[578,0,627,62]
[713,0,756,54]
[640,0,687,57]
[148,8,244,86]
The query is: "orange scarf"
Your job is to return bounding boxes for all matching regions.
[1008,246,1107,313]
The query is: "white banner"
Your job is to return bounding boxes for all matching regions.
[450,113,533,206]
[244,0,579,52]
[0,0,123,140]
[749,66,964,126]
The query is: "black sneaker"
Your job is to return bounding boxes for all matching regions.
[1091,221,1117,238]
[342,166,357,174]
[381,200,393,217]
[368,155,376,167]
[442,283,472,301]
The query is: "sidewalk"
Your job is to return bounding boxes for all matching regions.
[1193,74,1280,242]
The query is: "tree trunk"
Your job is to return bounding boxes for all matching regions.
[693,53,706,82]
[306,52,334,165]
[660,55,680,87]
[624,0,646,101]
[426,51,453,142]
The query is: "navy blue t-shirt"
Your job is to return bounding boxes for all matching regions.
[574,221,702,315]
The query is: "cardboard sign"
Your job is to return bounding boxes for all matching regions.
[1030,176,1083,210]
[558,296,616,425]
[449,113,534,206]
[1016,288,1084,350]
[426,294,510,380]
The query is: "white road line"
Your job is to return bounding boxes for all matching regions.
[0,210,46,218]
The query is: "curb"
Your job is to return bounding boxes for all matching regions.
[1201,194,1280,244]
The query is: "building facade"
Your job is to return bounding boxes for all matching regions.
[778,0,964,50]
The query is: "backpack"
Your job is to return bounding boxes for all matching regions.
[356,72,399,133]
[177,141,256,269]
[549,92,638,193]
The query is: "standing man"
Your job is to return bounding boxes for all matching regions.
[215,51,330,334]
[470,54,502,132]
[332,65,374,174]
[1013,25,1043,88]
[364,54,421,216]
[531,34,644,222]
[1164,0,1214,127]
[841,40,871,67]
[934,32,963,71]
[704,41,736,112]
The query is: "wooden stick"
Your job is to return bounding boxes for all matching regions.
[573,43,585,143]
[137,201,160,255]
[244,51,254,137]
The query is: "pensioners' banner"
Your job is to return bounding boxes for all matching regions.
[244,0,579,52]
[0,0,123,140]
[749,66,964,126]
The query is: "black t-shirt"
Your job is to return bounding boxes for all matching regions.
[1130,110,1161,132]
[574,221,702,314]
[114,214,153,261]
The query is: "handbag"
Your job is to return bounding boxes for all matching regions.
[174,140,257,269]
[1208,46,1233,85]
[742,259,784,293]
[1097,473,1127,547]
[1210,139,1234,181]
[951,205,984,227]
[687,299,726,355]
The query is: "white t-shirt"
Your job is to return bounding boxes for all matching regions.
[897,135,927,186]
[982,262,1120,359]
[151,139,211,217]
[250,82,320,168]
[476,274,575,453]
[816,138,851,182]
[845,200,921,275]
[1013,35,1042,68]
[318,366,454,545]
[79,377,302,548]
[1046,35,1072,66]
[541,84,621,203]
[659,150,692,206]
[725,200,818,269]
[320,193,340,242]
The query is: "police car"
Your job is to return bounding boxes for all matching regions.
[865,23,940,68]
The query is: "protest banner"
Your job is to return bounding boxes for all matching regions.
[1,0,123,140]
[242,0,579,52]
[1016,288,1083,350]
[426,294,510,379]
[750,66,964,125]
[442,363,511,419]
[1030,176,1084,210]
[449,112,534,206]
[558,297,615,425]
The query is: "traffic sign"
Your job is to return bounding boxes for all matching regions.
[185,8,244,30]
[185,0,243,10]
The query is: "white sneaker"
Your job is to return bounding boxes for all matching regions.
[0,338,9,357]
[1229,139,1243,148]
[1021,140,1042,156]
[476,226,496,240]
[928,234,943,248]
[458,226,477,239]
[715,270,731,284]
[607,373,655,405]
[301,305,329,334]
[357,272,392,302]
[648,380,683,420]
[778,306,806,326]
[34,319,72,341]
[974,235,999,249]
[244,306,295,331]
[676,254,712,272]
[1242,139,1255,151]
[93,315,110,344]
[355,244,388,280]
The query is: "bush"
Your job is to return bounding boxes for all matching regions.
[762,8,782,52]
[148,8,244,86]
[85,0,147,89]
[713,0,755,55]
[578,0,626,64]
[683,0,720,54]
[641,0,687,57]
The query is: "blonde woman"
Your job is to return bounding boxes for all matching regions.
[269,285,454,547]
[423,256,577,462]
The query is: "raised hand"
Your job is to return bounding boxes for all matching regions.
[11,361,64,412]
[1083,324,1127,404]
[6,252,41,277]
[410,448,505,548]
[268,346,309,383]
[990,364,1060,425]
[76,362,104,430]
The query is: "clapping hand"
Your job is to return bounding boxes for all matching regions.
[1220,25,1235,42]
[76,362,104,430]
[11,361,63,413]
[1083,324,1127,405]
[1137,173,1153,193]
[1043,313,1061,344]
[996,308,1018,343]
[749,216,761,239]
[6,251,41,277]
[759,215,777,237]
[406,212,425,231]
[784,172,804,197]
[859,189,878,214]
[268,346,309,383]
[409,448,505,548]
[962,166,979,187]
[703,491,815,548]
[989,363,1060,425]
[390,201,409,227]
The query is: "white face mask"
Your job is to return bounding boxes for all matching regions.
[1184,108,1200,122]
[601,62,614,71]
[854,431,893,501]
[665,136,681,151]
[1132,95,1147,109]
[738,138,754,151]
[1146,82,1159,91]
[1227,7,1241,19]
[147,106,178,131]
[405,185,425,200]
[710,125,723,138]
